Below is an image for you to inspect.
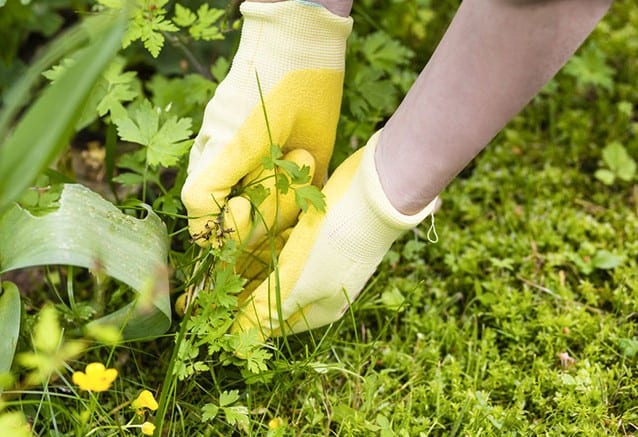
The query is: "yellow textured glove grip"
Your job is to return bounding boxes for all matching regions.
[232,131,441,339]
[181,1,353,247]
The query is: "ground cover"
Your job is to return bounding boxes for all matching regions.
[0,0,637,435]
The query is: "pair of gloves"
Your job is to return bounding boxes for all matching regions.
[181,1,439,340]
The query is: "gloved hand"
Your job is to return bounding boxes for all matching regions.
[232,131,441,339]
[181,1,353,248]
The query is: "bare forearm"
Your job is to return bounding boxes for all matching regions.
[377,0,613,214]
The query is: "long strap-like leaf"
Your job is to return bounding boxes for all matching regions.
[0,13,126,211]
[0,184,172,340]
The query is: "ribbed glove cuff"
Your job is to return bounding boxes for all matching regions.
[360,131,439,231]
[319,132,439,264]
[237,1,353,71]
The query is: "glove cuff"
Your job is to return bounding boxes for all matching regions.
[359,131,439,231]
[237,1,353,71]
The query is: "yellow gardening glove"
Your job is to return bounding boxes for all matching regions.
[232,132,441,339]
[181,1,353,248]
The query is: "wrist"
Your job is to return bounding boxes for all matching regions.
[361,132,439,229]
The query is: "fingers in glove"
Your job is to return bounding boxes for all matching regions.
[225,148,316,247]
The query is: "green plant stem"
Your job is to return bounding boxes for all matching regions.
[153,259,202,436]
[163,31,213,80]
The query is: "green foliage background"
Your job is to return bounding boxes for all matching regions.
[1,0,637,435]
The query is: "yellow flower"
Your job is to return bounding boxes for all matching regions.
[268,417,285,429]
[72,362,118,392]
[141,421,156,436]
[132,390,159,414]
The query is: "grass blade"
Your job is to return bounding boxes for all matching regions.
[0,281,21,373]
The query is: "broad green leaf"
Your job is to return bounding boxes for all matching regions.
[0,13,126,211]
[0,282,20,372]
[601,141,636,182]
[115,100,193,167]
[594,168,615,185]
[591,250,623,270]
[32,305,61,354]
[381,287,405,311]
[619,338,638,358]
[0,184,171,339]
[0,412,31,437]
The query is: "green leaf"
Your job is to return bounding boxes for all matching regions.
[0,281,20,372]
[591,250,623,270]
[381,287,405,311]
[150,117,193,167]
[274,173,290,195]
[0,412,31,437]
[42,57,76,83]
[189,5,224,41]
[223,405,250,428]
[32,305,61,354]
[96,58,138,120]
[120,1,179,57]
[243,184,270,208]
[148,74,215,127]
[619,338,638,358]
[361,31,414,71]
[245,347,271,374]
[294,185,326,213]
[115,100,193,167]
[202,403,219,422]
[594,168,615,185]
[0,184,171,339]
[44,56,138,128]
[219,389,240,407]
[273,159,302,180]
[112,172,145,186]
[601,141,636,182]
[563,42,616,91]
[173,4,197,27]
[210,57,230,83]
[0,13,126,211]
[212,269,244,308]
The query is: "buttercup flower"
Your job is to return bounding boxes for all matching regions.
[132,390,159,415]
[268,417,284,429]
[141,421,156,436]
[72,362,118,392]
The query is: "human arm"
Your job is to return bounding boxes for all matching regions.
[233,0,613,338]
[377,0,614,214]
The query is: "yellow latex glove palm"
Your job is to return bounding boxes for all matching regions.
[181,1,352,248]
[232,132,441,339]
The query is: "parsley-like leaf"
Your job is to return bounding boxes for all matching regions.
[115,100,193,167]
[201,403,219,422]
[173,4,197,27]
[294,185,326,213]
